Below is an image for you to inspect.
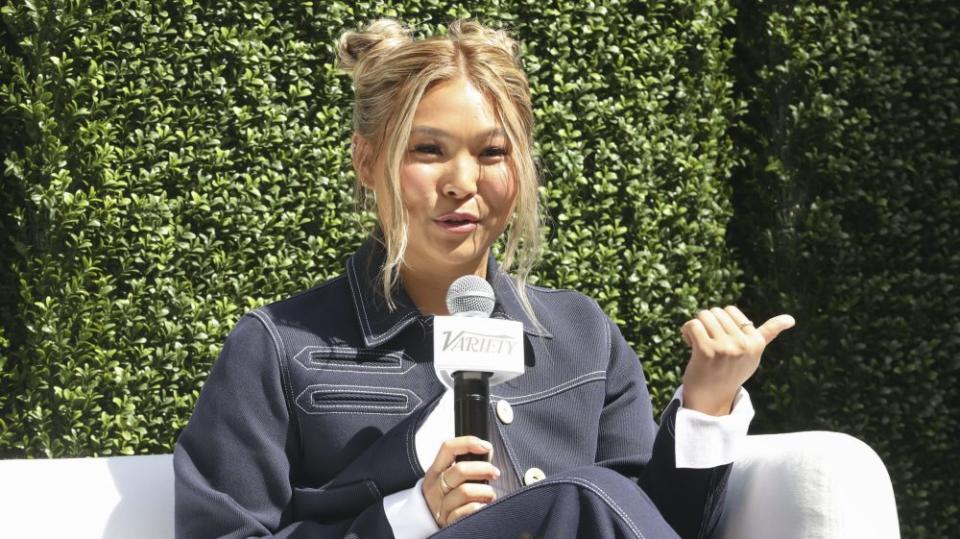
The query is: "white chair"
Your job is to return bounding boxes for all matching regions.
[717,431,901,538]
[0,453,174,538]
[0,432,899,538]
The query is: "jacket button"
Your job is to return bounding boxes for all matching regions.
[496,399,514,424]
[524,467,546,485]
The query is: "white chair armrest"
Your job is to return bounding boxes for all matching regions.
[0,433,900,539]
[716,431,900,539]
[0,454,174,539]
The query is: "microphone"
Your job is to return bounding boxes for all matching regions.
[434,275,525,462]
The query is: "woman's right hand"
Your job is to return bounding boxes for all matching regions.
[422,436,500,528]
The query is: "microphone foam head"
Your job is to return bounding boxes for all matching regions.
[446,275,496,317]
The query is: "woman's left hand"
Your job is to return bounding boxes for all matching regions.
[422,436,499,529]
[680,306,795,416]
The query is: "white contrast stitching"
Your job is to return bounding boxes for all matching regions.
[347,259,375,340]
[497,275,552,338]
[247,310,298,429]
[526,283,576,294]
[490,406,525,485]
[294,384,423,416]
[365,480,382,501]
[405,406,421,475]
[291,346,416,374]
[466,475,647,539]
[348,258,419,347]
[601,307,612,366]
[309,392,408,410]
[491,371,607,405]
[548,477,647,539]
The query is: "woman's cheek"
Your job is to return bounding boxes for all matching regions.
[484,166,517,206]
[401,163,441,198]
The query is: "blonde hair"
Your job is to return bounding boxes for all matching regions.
[337,19,542,319]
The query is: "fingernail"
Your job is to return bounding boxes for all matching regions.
[493,467,501,478]
[480,440,493,450]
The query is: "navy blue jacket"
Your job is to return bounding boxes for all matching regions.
[174,239,730,538]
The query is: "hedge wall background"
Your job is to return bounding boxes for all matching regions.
[0,0,956,536]
[728,2,959,535]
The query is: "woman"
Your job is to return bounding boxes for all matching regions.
[174,19,794,538]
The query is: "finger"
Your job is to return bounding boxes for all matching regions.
[756,314,796,344]
[443,461,501,488]
[430,437,492,472]
[681,321,692,346]
[447,482,497,507]
[442,483,496,526]
[710,307,742,336]
[696,309,724,339]
[684,319,711,350]
[723,305,754,330]
[446,501,489,526]
[723,306,764,347]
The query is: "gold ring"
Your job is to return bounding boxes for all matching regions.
[739,321,754,329]
[439,469,452,495]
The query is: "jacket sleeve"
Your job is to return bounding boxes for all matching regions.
[594,316,730,539]
[173,313,395,538]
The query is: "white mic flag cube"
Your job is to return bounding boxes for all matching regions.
[433,315,525,389]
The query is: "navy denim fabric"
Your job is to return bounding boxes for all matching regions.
[434,465,679,539]
[174,238,730,538]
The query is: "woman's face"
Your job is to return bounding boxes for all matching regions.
[369,77,518,277]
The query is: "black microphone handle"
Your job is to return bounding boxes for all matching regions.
[454,370,491,463]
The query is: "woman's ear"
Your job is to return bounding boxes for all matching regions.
[352,134,375,188]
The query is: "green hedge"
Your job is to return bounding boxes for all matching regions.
[515,0,743,406]
[2,0,956,536]
[0,1,740,452]
[729,1,959,536]
[1,0,363,456]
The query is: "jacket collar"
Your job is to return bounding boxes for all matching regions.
[346,237,553,348]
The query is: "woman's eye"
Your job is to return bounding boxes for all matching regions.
[482,146,508,158]
[414,144,442,155]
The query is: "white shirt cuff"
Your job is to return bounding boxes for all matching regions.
[382,478,439,539]
[415,389,455,469]
[672,385,755,469]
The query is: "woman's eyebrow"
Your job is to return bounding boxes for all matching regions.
[411,126,507,139]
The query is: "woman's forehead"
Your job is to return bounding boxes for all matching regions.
[412,78,504,134]
[410,125,507,140]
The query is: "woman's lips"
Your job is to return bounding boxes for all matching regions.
[435,212,479,233]
[436,220,478,233]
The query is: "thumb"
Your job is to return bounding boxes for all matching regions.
[757,314,796,344]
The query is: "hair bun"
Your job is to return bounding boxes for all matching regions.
[337,19,412,73]
[448,20,520,60]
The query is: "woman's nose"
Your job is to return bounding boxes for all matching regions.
[443,154,479,198]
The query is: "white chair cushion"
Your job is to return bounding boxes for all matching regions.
[717,431,900,539]
[0,432,899,539]
[0,454,174,539]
